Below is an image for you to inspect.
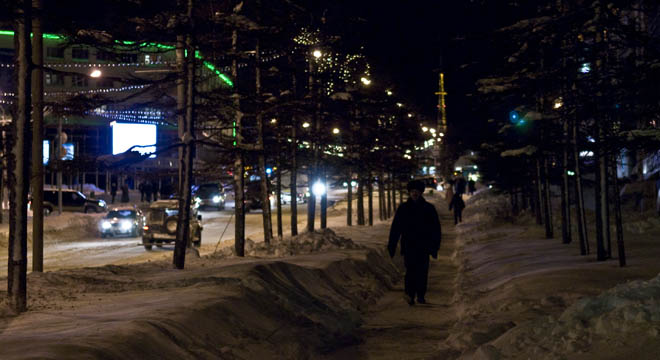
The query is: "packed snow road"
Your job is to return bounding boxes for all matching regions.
[0,202,292,277]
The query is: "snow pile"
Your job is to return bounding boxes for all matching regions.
[462,188,512,226]
[622,212,660,234]
[212,228,363,258]
[490,273,660,359]
[0,242,398,359]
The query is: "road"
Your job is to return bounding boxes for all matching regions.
[0,187,351,276]
[0,200,313,277]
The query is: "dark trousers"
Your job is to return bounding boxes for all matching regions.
[454,209,463,224]
[404,253,430,300]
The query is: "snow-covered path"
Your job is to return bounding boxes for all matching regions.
[327,206,460,359]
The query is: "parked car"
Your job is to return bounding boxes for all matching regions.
[192,183,226,210]
[141,199,203,250]
[30,188,107,216]
[99,207,145,238]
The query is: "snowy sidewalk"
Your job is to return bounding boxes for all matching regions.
[327,198,462,359]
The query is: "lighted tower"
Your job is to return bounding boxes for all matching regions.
[434,71,447,175]
[435,72,447,134]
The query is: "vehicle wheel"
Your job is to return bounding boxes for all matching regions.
[142,237,153,250]
[43,207,52,216]
[164,215,178,235]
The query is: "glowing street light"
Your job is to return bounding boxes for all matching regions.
[90,69,102,78]
[396,102,403,108]
[271,118,277,124]
[553,97,563,109]
[386,90,393,96]
[332,128,340,134]
[312,49,322,58]
[302,122,310,128]
[360,77,371,86]
[312,181,326,196]
[422,126,428,132]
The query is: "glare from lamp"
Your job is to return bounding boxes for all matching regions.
[90,69,102,78]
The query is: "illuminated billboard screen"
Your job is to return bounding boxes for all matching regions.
[112,122,157,157]
[43,140,49,164]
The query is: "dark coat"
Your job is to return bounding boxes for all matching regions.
[449,194,465,211]
[388,196,442,259]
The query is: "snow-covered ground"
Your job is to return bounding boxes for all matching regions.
[1,189,659,359]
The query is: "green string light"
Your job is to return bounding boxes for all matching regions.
[0,30,233,87]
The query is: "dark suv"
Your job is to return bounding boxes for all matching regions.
[32,189,107,216]
[141,199,203,250]
[192,183,226,210]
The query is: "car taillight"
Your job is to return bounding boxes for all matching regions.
[143,226,149,231]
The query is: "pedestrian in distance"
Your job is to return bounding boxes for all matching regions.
[110,181,118,204]
[138,182,145,202]
[449,192,465,225]
[121,182,130,203]
[468,179,476,195]
[152,180,159,201]
[144,182,153,203]
[388,180,442,306]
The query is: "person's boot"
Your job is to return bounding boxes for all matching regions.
[403,293,414,306]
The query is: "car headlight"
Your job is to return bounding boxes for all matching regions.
[120,220,133,231]
[98,200,106,206]
[212,195,222,203]
[101,221,111,230]
[194,197,201,203]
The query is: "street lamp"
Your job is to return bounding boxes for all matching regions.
[313,49,322,58]
[302,122,310,128]
[332,128,340,134]
[360,77,371,86]
[90,69,102,78]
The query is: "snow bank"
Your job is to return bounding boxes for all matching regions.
[211,228,363,258]
[0,230,399,359]
[489,273,660,359]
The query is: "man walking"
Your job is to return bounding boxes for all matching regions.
[388,180,442,306]
[449,192,465,225]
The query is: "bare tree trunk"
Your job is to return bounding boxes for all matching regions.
[8,0,31,313]
[543,158,553,239]
[231,29,245,256]
[276,141,282,239]
[535,159,543,225]
[176,34,185,193]
[357,172,364,225]
[560,118,571,244]
[290,116,298,236]
[347,170,352,226]
[234,153,245,256]
[367,170,373,226]
[288,59,298,236]
[306,60,316,233]
[320,169,327,229]
[612,156,626,266]
[174,7,195,269]
[573,118,589,255]
[255,38,272,244]
[31,0,44,272]
[386,173,392,218]
[391,175,397,211]
[377,172,383,221]
[594,142,606,261]
[399,181,403,204]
